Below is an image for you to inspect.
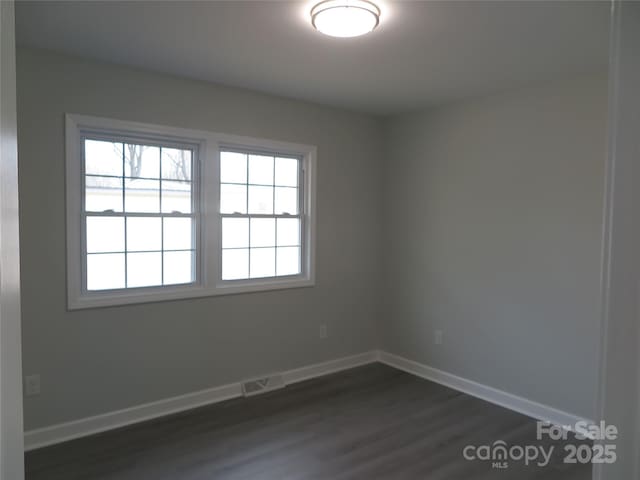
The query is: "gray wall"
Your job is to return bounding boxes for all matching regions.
[382,75,608,420]
[17,48,384,430]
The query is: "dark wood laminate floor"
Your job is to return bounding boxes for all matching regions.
[25,364,592,480]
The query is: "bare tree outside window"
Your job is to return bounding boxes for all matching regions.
[111,143,189,180]
[125,144,145,178]
[110,143,147,178]
[163,149,190,181]
[111,143,145,178]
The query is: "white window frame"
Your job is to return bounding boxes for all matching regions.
[66,114,316,309]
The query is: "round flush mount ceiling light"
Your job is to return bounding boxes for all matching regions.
[311,0,381,38]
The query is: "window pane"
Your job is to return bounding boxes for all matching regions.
[250,248,275,278]
[277,247,301,276]
[163,217,193,250]
[124,144,160,178]
[162,181,192,214]
[221,184,247,214]
[164,250,195,285]
[87,253,125,290]
[220,151,247,184]
[127,252,162,288]
[161,148,191,181]
[85,176,123,212]
[277,218,300,246]
[275,157,298,187]
[85,139,123,177]
[222,218,249,249]
[274,187,298,215]
[126,217,161,252]
[250,218,275,247]
[86,216,124,253]
[222,248,249,280]
[248,186,273,214]
[248,155,274,185]
[125,179,160,213]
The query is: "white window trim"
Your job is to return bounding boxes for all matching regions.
[66,114,316,310]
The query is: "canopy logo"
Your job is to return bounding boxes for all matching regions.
[462,440,554,469]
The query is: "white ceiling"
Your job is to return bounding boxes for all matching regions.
[15,0,610,116]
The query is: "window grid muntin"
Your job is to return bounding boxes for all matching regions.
[81,134,200,292]
[220,148,304,281]
[85,174,193,183]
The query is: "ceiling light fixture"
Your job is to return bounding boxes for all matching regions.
[311,0,381,38]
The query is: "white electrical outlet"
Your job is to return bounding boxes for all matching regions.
[25,375,41,397]
[319,324,328,339]
[434,330,443,345]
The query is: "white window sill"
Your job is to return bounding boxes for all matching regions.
[68,278,315,310]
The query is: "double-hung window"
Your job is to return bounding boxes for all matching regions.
[66,114,316,309]
[82,137,198,291]
[220,150,303,281]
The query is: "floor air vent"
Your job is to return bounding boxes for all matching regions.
[241,374,285,397]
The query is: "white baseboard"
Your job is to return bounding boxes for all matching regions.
[24,351,378,451]
[25,349,591,451]
[378,350,594,429]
